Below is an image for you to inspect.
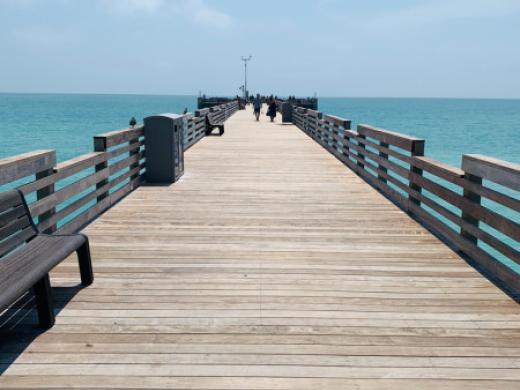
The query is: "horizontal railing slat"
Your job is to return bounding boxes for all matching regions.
[29,168,110,218]
[108,151,145,176]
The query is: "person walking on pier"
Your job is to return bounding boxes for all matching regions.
[253,94,262,121]
[267,98,277,122]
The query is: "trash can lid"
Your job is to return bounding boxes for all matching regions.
[145,113,183,120]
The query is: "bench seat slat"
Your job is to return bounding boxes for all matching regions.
[0,234,86,313]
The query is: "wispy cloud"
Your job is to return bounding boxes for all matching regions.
[101,0,233,29]
[361,0,520,32]
[178,0,233,29]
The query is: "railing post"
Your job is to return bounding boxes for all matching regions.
[409,140,425,207]
[129,137,140,181]
[36,167,56,233]
[316,112,323,145]
[302,109,308,135]
[335,119,350,157]
[94,137,109,202]
[329,121,338,154]
[378,142,389,183]
[460,157,482,244]
[357,133,366,169]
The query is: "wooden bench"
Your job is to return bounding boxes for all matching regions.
[205,115,224,136]
[0,189,94,329]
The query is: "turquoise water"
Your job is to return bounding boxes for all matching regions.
[1,94,518,166]
[0,93,196,162]
[319,97,520,167]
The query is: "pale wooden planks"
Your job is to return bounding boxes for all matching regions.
[0,105,519,388]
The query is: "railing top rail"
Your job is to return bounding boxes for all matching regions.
[0,150,56,186]
[323,114,351,128]
[195,108,210,117]
[358,124,425,152]
[462,154,520,190]
[306,109,322,118]
[94,125,144,149]
[412,156,465,181]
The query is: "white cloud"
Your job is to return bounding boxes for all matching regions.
[101,0,233,29]
[178,0,233,30]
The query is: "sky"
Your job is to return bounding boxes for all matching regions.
[0,0,519,98]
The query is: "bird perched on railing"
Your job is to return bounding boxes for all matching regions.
[129,117,137,128]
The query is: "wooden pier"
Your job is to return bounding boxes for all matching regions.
[1,105,519,389]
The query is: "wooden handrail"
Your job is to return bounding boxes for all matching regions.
[292,105,520,297]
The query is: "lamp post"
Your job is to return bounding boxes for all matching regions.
[241,55,252,100]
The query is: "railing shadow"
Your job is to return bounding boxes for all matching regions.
[0,285,82,374]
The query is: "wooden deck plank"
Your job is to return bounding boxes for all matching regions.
[1,106,518,388]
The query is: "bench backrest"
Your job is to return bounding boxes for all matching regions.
[205,115,221,126]
[0,190,38,258]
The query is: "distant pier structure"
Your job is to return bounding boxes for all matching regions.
[198,95,318,112]
[197,96,237,109]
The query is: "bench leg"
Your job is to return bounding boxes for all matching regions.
[218,126,224,136]
[34,274,55,329]
[77,238,94,286]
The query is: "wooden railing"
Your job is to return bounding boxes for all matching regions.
[292,107,520,297]
[0,127,146,234]
[184,112,207,150]
[0,101,239,234]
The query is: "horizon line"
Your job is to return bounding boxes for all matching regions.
[1,91,519,101]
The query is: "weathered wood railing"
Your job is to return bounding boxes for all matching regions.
[293,106,520,297]
[184,112,207,150]
[0,101,239,234]
[0,127,146,234]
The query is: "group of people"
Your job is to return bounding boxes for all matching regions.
[251,94,277,122]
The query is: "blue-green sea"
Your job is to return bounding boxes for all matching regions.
[0,94,196,162]
[0,93,518,275]
[1,94,518,166]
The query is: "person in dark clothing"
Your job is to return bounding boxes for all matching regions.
[267,99,277,122]
[253,94,262,121]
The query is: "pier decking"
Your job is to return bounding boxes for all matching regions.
[1,106,519,388]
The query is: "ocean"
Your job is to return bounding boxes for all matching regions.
[1,94,518,167]
[0,93,196,162]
